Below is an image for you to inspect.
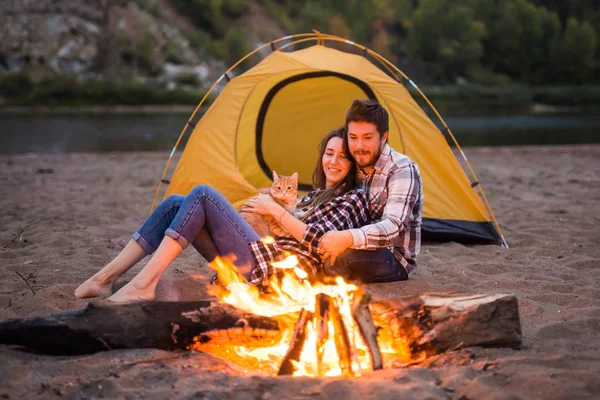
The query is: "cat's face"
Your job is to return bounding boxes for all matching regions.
[271,171,298,204]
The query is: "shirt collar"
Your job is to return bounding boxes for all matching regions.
[374,144,391,172]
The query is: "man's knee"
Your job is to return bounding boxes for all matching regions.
[323,249,355,278]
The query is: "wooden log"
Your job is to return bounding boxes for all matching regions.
[329,297,353,376]
[369,293,522,356]
[0,301,280,355]
[315,294,331,377]
[351,291,383,370]
[277,309,312,376]
[0,293,521,357]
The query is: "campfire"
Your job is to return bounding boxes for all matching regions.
[188,252,427,377]
[0,250,522,373]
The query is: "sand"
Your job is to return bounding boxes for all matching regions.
[0,145,599,399]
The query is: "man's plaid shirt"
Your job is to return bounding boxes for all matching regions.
[349,144,423,276]
[248,188,369,288]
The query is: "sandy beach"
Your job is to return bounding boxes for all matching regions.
[0,145,599,399]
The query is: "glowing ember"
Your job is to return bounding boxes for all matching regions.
[191,255,424,377]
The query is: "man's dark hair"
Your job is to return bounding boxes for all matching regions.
[345,99,389,136]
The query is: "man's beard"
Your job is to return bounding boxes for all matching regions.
[354,146,383,169]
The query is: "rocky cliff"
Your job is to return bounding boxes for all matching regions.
[0,0,228,87]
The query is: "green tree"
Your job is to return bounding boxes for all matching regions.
[294,1,333,35]
[555,17,598,83]
[169,0,228,38]
[223,26,250,67]
[407,0,486,82]
[485,0,545,81]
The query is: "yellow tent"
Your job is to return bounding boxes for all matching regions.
[153,33,506,246]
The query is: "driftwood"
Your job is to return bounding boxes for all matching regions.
[0,294,521,356]
[370,293,522,356]
[0,301,280,355]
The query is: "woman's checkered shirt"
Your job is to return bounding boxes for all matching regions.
[247,188,370,288]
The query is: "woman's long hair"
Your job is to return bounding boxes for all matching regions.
[297,127,357,213]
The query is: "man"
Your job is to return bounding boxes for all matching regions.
[319,99,423,282]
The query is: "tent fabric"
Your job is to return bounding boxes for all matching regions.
[164,44,502,244]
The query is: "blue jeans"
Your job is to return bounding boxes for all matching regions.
[133,185,260,278]
[325,248,408,283]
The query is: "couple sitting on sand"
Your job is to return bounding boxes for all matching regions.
[75,99,424,303]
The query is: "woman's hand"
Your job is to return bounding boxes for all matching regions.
[319,231,354,265]
[242,194,283,217]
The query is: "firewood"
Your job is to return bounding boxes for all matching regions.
[351,291,383,370]
[0,300,280,355]
[329,297,353,376]
[277,309,312,376]
[0,293,521,358]
[369,293,522,356]
[315,294,331,377]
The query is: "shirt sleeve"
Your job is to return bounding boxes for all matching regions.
[248,240,285,288]
[301,190,370,253]
[349,163,421,250]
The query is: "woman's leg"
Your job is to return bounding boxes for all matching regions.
[107,185,260,302]
[74,194,185,299]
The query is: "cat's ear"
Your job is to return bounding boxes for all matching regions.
[272,170,280,181]
[290,172,298,182]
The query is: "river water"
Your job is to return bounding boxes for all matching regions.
[0,111,599,154]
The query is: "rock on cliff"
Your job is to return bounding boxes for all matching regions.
[0,0,226,86]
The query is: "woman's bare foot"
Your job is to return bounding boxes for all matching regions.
[74,276,114,299]
[105,282,155,303]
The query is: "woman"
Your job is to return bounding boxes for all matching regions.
[75,127,369,302]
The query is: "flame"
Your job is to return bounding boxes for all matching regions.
[193,254,422,377]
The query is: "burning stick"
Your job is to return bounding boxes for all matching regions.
[277,309,312,376]
[329,297,353,376]
[351,291,383,370]
[315,293,331,377]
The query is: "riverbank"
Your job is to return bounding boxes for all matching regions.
[0,146,599,399]
[0,103,585,115]
[2,72,600,113]
[0,105,197,114]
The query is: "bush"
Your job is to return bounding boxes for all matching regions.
[415,83,533,106]
[0,75,204,106]
[532,86,600,107]
[173,71,201,87]
[0,72,34,98]
[466,65,513,86]
[222,0,250,18]
[223,27,250,68]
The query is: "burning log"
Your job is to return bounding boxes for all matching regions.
[314,294,331,377]
[0,301,280,355]
[277,309,312,376]
[329,296,353,376]
[351,291,383,370]
[0,293,521,359]
[370,293,522,357]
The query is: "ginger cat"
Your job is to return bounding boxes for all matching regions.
[241,171,298,238]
